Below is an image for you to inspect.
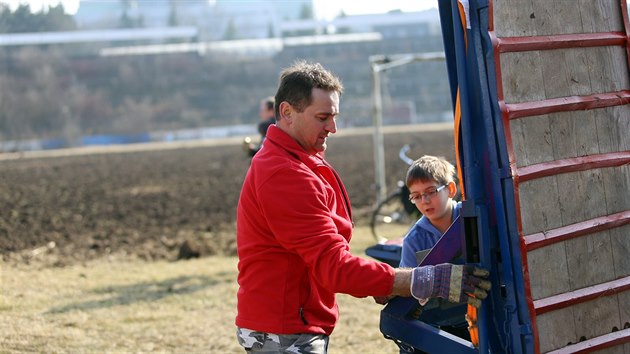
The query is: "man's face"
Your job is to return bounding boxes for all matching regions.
[285,88,339,155]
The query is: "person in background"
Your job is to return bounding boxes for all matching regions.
[244,96,276,157]
[235,61,490,354]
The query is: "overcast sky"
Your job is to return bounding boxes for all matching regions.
[1,0,438,19]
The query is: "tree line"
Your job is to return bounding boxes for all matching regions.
[0,45,281,142]
[0,3,76,33]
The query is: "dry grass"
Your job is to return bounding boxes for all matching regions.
[0,225,400,354]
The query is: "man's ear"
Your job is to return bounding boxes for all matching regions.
[278,102,292,121]
[447,181,457,198]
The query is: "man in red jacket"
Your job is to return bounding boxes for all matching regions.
[235,60,490,353]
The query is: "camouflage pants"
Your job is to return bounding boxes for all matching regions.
[236,327,329,353]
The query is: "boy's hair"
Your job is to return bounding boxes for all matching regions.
[406,155,455,188]
[274,60,343,119]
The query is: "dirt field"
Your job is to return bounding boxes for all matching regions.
[0,123,454,266]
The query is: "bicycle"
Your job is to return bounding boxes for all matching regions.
[369,144,421,243]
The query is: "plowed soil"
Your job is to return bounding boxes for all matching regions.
[0,124,454,266]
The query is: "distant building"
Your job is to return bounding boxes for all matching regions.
[212,0,313,39]
[73,1,440,42]
[73,0,124,29]
[74,0,314,40]
[75,0,211,31]
[281,10,441,38]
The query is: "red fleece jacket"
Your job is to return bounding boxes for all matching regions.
[235,125,395,336]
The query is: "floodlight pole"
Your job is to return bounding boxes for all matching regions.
[371,62,387,204]
[369,52,446,205]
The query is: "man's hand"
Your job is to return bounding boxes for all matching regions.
[410,264,491,308]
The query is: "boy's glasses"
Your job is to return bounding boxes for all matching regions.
[409,185,446,204]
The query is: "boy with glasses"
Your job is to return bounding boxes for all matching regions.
[400,155,460,266]
[398,155,469,352]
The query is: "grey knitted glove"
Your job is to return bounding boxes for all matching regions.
[410,263,491,308]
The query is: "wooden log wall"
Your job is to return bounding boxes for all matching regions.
[491,0,630,352]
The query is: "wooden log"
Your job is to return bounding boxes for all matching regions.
[494,0,624,37]
[500,46,629,104]
[518,176,563,235]
[510,107,630,168]
[610,224,630,278]
[573,296,624,349]
[536,307,576,353]
[594,106,630,154]
[564,229,615,290]
[510,114,553,167]
[527,242,570,300]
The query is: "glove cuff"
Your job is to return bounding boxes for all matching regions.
[410,266,435,301]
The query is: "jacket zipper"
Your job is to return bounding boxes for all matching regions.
[323,161,353,222]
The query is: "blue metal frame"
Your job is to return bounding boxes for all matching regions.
[381,296,476,354]
[379,217,473,353]
[437,0,535,351]
[374,1,536,353]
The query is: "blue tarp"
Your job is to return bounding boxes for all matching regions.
[79,133,151,146]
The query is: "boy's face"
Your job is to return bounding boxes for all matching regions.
[408,180,456,223]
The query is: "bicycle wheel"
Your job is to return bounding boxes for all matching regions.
[370,189,418,242]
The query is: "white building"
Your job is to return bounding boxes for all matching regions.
[74,0,314,41]
[73,1,439,41]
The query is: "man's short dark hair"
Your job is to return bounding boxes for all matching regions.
[274,60,343,119]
